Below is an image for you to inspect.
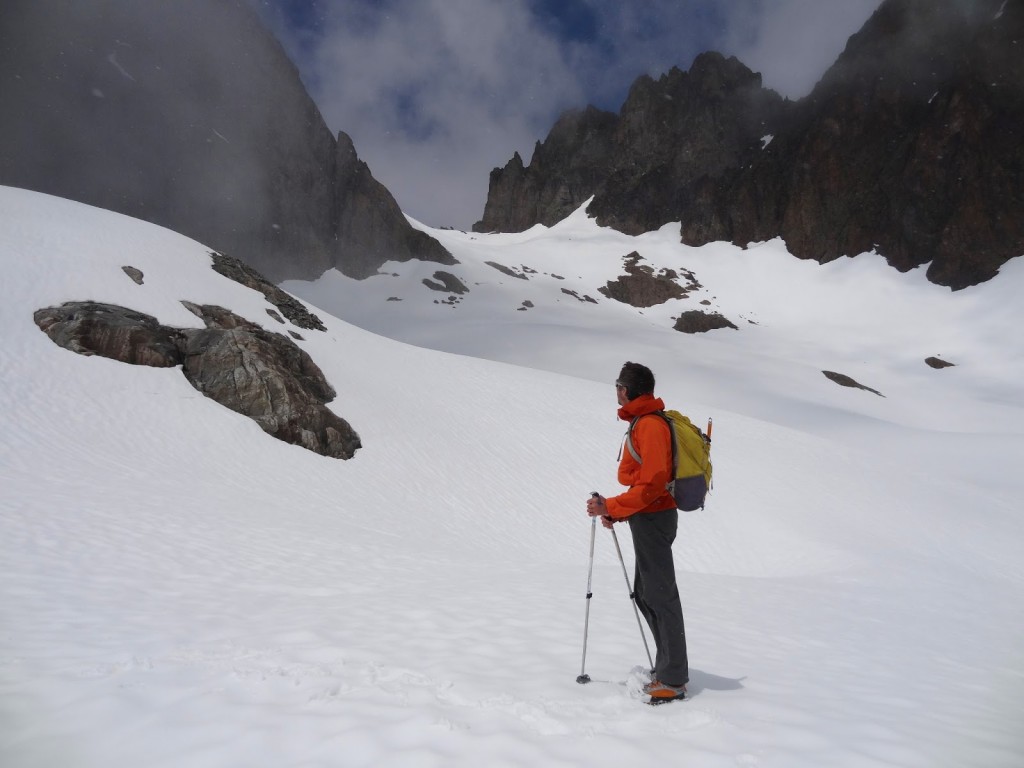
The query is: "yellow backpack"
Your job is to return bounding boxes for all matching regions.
[625,410,713,511]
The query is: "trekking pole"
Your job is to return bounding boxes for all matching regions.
[609,525,655,672]
[576,515,597,683]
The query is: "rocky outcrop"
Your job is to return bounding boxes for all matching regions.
[33,302,184,368]
[822,371,884,397]
[122,266,145,286]
[485,262,530,280]
[684,0,1024,290]
[333,133,457,279]
[599,252,687,308]
[476,0,1022,290]
[210,252,327,331]
[33,300,361,460]
[475,106,619,232]
[0,0,452,282]
[422,271,469,294]
[475,54,781,236]
[673,311,738,334]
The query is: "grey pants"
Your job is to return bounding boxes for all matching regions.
[628,508,689,686]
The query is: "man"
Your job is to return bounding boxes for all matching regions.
[586,361,689,703]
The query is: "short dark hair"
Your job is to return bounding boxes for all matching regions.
[616,361,655,401]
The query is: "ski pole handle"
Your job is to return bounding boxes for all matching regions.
[590,492,613,526]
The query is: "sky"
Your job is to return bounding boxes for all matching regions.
[3,184,1022,766]
[253,0,884,230]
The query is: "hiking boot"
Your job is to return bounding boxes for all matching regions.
[645,680,687,703]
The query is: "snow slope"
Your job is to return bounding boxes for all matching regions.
[2,185,1023,767]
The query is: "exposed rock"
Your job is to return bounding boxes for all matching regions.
[476,0,1022,290]
[180,301,251,330]
[0,0,452,282]
[485,261,529,280]
[599,252,686,308]
[32,300,360,459]
[475,53,784,236]
[684,0,1024,290]
[925,356,955,369]
[475,106,619,232]
[122,266,144,285]
[179,320,359,459]
[266,309,285,324]
[422,271,469,294]
[333,132,457,279]
[34,302,183,367]
[822,370,884,397]
[561,288,598,304]
[673,311,738,334]
[210,252,326,331]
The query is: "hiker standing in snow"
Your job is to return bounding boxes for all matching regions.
[586,361,689,703]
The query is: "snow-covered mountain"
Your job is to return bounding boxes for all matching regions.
[2,184,1022,766]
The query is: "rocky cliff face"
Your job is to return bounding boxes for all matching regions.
[475,53,783,237]
[0,0,452,282]
[476,0,1023,290]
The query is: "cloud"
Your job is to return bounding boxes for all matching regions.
[716,0,884,97]
[265,0,883,229]
[285,0,583,229]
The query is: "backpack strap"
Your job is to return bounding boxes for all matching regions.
[623,411,677,471]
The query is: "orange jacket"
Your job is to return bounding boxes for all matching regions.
[605,394,676,519]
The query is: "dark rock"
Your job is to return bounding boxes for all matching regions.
[0,0,452,282]
[822,370,885,397]
[33,302,183,367]
[180,301,253,331]
[561,288,598,304]
[333,132,457,279]
[179,323,359,459]
[686,0,1024,290]
[266,309,285,324]
[210,252,326,331]
[485,261,529,280]
[925,356,955,369]
[475,106,619,232]
[673,311,738,333]
[474,53,784,236]
[599,252,686,308]
[122,266,144,285]
[476,0,1022,290]
[422,271,469,294]
[33,300,360,459]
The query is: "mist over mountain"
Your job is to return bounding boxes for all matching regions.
[0,0,453,282]
[2,0,1018,291]
[475,0,1024,290]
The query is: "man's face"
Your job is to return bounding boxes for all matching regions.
[615,382,628,406]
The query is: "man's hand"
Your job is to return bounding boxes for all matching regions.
[587,493,616,529]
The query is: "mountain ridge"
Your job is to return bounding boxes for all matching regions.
[474,0,1024,290]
